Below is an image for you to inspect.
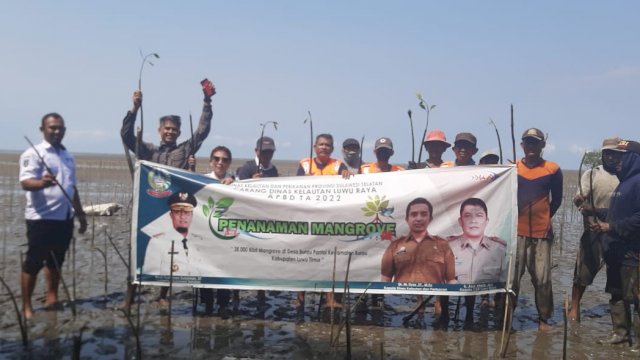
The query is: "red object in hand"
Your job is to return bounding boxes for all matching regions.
[201,78,215,97]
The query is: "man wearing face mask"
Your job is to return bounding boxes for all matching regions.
[587,140,640,348]
[360,137,404,173]
[342,138,362,172]
[569,137,621,322]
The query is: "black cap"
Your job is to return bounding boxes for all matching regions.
[168,191,197,209]
[342,138,360,148]
[256,136,276,151]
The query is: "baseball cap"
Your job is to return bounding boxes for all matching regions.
[454,132,477,147]
[521,128,545,141]
[374,137,394,151]
[601,137,622,151]
[479,151,500,164]
[342,138,360,148]
[615,139,640,154]
[168,191,197,210]
[423,130,451,148]
[256,136,276,151]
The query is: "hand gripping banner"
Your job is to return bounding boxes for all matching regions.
[131,160,517,296]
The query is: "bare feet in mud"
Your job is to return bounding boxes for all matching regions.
[43,301,63,311]
[322,299,342,308]
[22,306,34,321]
[538,319,553,331]
[567,306,579,322]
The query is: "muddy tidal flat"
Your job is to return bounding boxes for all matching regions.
[0,152,633,359]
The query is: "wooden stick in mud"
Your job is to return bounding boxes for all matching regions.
[346,284,352,360]
[72,236,76,302]
[563,293,568,360]
[168,240,175,319]
[0,275,28,346]
[90,206,95,248]
[92,247,108,301]
[453,296,462,322]
[50,250,76,319]
[330,246,337,343]
[136,266,142,348]
[123,306,142,359]
[330,254,371,346]
[341,254,353,352]
[105,230,129,269]
[72,324,87,360]
[402,295,434,324]
[332,284,371,346]
[500,253,514,358]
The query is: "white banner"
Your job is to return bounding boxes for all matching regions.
[131,161,516,296]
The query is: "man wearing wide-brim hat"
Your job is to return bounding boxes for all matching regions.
[420,130,451,168]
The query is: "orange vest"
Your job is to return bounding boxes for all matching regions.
[360,162,404,173]
[299,158,343,176]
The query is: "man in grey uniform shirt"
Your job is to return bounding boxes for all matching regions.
[448,197,506,324]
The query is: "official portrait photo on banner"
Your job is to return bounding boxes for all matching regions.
[131,160,517,296]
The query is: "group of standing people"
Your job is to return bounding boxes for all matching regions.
[17,78,640,350]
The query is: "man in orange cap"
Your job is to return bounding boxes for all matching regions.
[422,130,452,168]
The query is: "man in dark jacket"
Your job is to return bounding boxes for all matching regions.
[589,139,640,348]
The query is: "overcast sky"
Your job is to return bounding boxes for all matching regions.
[2,1,639,169]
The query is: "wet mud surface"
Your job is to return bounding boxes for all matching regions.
[0,153,635,359]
